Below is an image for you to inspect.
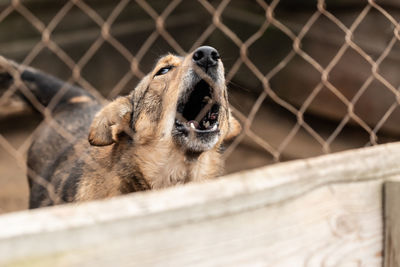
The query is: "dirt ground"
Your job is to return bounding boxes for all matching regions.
[0,115,34,214]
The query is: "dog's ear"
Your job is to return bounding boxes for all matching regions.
[88,96,133,146]
[224,115,241,142]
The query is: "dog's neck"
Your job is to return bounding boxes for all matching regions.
[77,139,224,202]
[129,140,223,189]
[184,150,202,162]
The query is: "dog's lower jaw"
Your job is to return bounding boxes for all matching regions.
[172,118,221,153]
[172,131,220,153]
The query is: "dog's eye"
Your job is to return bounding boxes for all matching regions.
[155,66,172,76]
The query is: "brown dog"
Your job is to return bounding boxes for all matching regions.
[0,46,241,208]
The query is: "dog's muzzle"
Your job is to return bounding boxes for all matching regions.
[173,46,224,152]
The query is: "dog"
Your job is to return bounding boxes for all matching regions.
[0,46,241,208]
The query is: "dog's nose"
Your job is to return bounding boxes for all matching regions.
[192,46,220,71]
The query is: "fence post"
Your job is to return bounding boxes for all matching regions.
[384,181,400,267]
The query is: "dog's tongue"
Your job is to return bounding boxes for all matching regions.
[187,120,199,129]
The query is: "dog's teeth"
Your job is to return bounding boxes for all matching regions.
[188,120,199,129]
[203,120,210,128]
[211,124,217,130]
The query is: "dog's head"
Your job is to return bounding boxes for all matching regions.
[88,46,241,153]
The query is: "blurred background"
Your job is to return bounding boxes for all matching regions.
[1,0,400,214]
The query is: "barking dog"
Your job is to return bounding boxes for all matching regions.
[0,46,241,208]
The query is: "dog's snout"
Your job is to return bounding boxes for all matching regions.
[192,46,220,71]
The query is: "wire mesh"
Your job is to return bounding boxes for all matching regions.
[1,0,400,212]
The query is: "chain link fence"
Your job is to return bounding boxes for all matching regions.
[0,0,400,213]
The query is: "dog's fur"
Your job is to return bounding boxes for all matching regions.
[0,46,241,208]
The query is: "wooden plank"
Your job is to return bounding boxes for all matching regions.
[0,181,385,266]
[384,182,400,267]
[1,142,400,266]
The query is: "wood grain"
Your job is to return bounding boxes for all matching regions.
[384,182,400,267]
[1,142,400,266]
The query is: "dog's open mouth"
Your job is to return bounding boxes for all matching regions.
[175,79,220,133]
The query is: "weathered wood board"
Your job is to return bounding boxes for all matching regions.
[384,182,400,267]
[1,142,400,266]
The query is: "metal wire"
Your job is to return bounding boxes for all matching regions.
[0,0,399,209]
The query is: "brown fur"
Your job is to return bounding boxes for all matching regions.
[78,53,240,201]
[0,47,241,208]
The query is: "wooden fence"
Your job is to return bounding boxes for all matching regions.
[1,142,400,266]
